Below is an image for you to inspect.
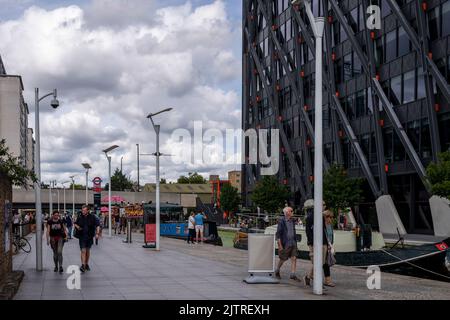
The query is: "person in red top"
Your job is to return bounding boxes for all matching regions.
[46,211,68,273]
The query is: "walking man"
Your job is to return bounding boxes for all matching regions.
[74,205,100,273]
[194,211,206,244]
[65,212,73,239]
[275,207,301,281]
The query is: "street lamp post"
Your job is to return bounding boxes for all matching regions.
[82,163,91,205]
[57,184,60,212]
[49,181,53,215]
[103,145,119,237]
[34,88,59,271]
[292,0,325,295]
[147,108,173,251]
[70,176,75,215]
[62,181,70,213]
[136,144,140,191]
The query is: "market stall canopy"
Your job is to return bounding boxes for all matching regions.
[101,195,127,203]
[100,207,109,212]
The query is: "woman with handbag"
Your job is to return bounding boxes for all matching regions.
[324,210,336,287]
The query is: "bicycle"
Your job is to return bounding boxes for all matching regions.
[12,232,31,254]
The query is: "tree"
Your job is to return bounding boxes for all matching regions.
[426,150,450,199]
[0,139,36,186]
[323,164,363,215]
[177,172,207,184]
[105,168,134,191]
[160,178,167,184]
[68,183,85,190]
[220,183,240,215]
[251,176,291,213]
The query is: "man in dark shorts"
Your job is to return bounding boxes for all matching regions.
[275,207,301,281]
[74,205,100,273]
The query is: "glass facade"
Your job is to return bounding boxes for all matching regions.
[243,0,450,235]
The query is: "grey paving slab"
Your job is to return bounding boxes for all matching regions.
[12,233,450,300]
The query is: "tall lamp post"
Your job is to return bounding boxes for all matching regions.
[103,145,119,237]
[34,88,60,271]
[136,144,140,191]
[292,0,325,295]
[147,107,173,251]
[82,163,91,205]
[62,181,70,213]
[70,175,76,215]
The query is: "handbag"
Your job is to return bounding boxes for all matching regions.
[326,245,336,267]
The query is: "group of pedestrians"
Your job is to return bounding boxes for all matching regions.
[186,211,206,244]
[45,205,100,274]
[274,202,336,288]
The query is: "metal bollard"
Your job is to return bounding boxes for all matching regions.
[123,219,132,243]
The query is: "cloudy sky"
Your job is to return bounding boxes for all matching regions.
[0,0,242,187]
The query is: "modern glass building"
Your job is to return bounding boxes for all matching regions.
[241,0,450,236]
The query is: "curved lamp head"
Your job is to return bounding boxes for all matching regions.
[103,145,119,154]
[147,107,173,119]
[82,163,91,170]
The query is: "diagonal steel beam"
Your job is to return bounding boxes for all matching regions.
[386,0,450,103]
[414,0,441,161]
[290,2,381,197]
[371,79,431,191]
[244,26,307,199]
[362,0,389,194]
[328,0,431,193]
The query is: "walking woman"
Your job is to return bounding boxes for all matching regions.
[46,210,68,273]
[324,210,336,287]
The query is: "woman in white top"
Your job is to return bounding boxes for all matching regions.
[187,212,196,244]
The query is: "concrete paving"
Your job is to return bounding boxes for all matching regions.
[13,232,450,300]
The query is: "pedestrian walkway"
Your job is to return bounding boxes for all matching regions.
[13,233,450,300]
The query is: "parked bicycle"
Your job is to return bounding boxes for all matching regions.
[12,232,31,254]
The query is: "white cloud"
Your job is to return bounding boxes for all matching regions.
[0,0,242,185]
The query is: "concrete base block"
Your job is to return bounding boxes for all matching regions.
[375,195,407,236]
[244,274,279,284]
[429,196,450,237]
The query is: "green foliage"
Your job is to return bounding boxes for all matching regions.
[105,168,134,191]
[426,151,450,199]
[0,139,36,186]
[68,183,86,190]
[220,183,240,214]
[160,178,167,184]
[323,164,363,215]
[251,176,291,213]
[177,172,207,184]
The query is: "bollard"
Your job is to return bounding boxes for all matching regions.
[123,219,132,243]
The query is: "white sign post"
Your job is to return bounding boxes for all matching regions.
[244,234,279,284]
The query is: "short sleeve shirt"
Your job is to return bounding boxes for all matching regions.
[47,219,65,238]
[194,214,204,226]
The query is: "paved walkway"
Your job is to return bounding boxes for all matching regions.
[13,233,450,300]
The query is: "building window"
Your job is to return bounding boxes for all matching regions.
[443,1,450,37]
[384,128,393,163]
[345,94,355,120]
[398,27,410,57]
[343,53,352,81]
[384,30,396,62]
[390,75,402,106]
[402,70,415,104]
[355,90,367,118]
[428,6,440,41]
[421,119,432,159]
[417,68,427,100]
[374,37,384,66]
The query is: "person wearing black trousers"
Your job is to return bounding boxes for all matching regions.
[187,212,196,244]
